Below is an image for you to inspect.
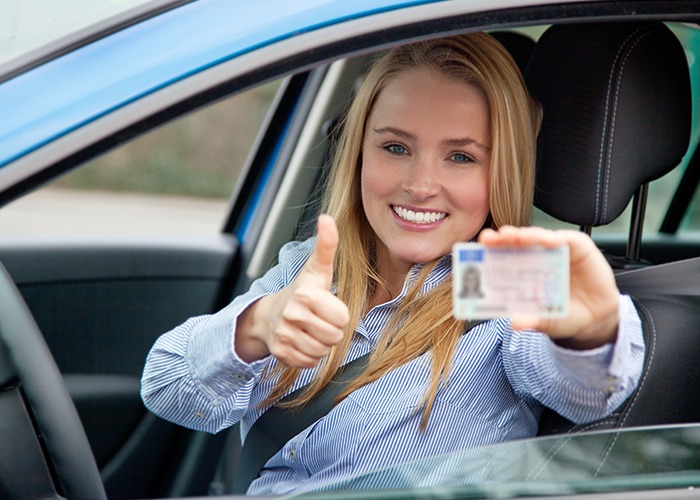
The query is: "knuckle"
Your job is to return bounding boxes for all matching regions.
[281,305,303,323]
[269,345,286,361]
[338,307,350,326]
[300,358,319,369]
[292,286,314,303]
[273,327,296,346]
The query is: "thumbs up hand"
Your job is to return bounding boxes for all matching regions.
[234,215,350,367]
[300,213,338,291]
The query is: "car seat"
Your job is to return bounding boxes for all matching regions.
[490,31,535,76]
[524,21,698,434]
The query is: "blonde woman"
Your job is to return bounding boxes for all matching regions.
[141,33,644,495]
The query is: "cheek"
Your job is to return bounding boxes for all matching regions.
[361,152,395,204]
[451,169,490,216]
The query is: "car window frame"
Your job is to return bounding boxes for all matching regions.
[0,0,193,85]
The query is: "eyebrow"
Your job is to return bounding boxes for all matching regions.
[372,126,491,152]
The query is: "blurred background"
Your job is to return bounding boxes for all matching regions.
[0,80,280,235]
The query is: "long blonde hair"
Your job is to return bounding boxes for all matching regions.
[265,33,541,428]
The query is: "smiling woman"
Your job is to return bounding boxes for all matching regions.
[2,1,700,499]
[361,68,491,276]
[141,32,644,496]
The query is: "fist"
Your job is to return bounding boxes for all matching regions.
[238,215,350,367]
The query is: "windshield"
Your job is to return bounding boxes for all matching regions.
[299,425,700,498]
[0,0,162,74]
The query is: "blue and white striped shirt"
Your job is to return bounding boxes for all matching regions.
[141,238,644,495]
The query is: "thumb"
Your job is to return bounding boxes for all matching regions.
[305,214,338,288]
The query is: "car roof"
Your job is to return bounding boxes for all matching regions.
[0,0,168,75]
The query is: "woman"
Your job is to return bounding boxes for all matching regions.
[141,33,644,495]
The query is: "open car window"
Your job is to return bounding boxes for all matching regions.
[0,79,280,235]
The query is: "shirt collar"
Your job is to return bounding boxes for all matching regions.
[405,253,453,294]
[356,253,454,342]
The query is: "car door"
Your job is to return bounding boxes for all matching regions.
[0,66,328,498]
[0,2,421,496]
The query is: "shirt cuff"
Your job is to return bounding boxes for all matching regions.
[187,295,270,403]
[550,294,642,395]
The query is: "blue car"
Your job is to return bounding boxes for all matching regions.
[2,0,700,498]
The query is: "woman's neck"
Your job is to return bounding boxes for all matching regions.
[367,249,413,312]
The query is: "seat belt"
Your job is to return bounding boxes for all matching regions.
[231,319,485,493]
[231,351,370,493]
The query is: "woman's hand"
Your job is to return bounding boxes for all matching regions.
[478,226,619,349]
[235,215,350,367]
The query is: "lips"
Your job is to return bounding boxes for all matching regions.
[392,205,447,224]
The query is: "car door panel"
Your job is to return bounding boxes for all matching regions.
[0,235,240,497]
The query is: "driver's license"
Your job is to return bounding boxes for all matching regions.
[452,243,569,320]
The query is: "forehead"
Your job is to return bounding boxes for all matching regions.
[379,67,483,102]
[366,68,490,138]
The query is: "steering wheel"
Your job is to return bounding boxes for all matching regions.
[0,262,106,499]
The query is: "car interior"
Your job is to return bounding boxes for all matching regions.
[527,21,700,439]
[2,8,700,500]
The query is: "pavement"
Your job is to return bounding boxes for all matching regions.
[0,187,229,236]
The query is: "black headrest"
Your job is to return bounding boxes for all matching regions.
[526,22,691,227]
[490,31,535,76]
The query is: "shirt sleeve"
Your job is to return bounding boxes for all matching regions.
[140,238,315,434]
[501,294,645,424]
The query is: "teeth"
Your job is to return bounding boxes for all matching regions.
[393,206,447,224]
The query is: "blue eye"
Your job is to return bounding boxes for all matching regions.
[451,152,473,163]
[385,143,407,155]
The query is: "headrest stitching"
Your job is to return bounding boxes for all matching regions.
[602,25,662,224]
[598,24,659,225]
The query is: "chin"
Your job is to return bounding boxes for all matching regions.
[401,250,448,265]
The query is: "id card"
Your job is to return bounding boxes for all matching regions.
[452,243,569,320]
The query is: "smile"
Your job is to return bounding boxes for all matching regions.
[392,205,447,224]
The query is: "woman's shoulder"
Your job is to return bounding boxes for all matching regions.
[279,237,316,259]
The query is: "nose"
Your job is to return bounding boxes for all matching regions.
[403,156,439,200]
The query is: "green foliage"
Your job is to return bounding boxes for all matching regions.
[55,81,280,199]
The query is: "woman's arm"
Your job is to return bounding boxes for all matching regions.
[483,226,645,423]
[140,238,317,433]
[502,294,645,423]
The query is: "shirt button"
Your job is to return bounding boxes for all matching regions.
[289,448,297,461]
[194,410,205,419]
[233,374,246,381]
[604,374,620,394]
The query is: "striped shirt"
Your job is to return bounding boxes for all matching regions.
[141,237,644,495]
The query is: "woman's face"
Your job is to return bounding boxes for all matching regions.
[361,68,491,277]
